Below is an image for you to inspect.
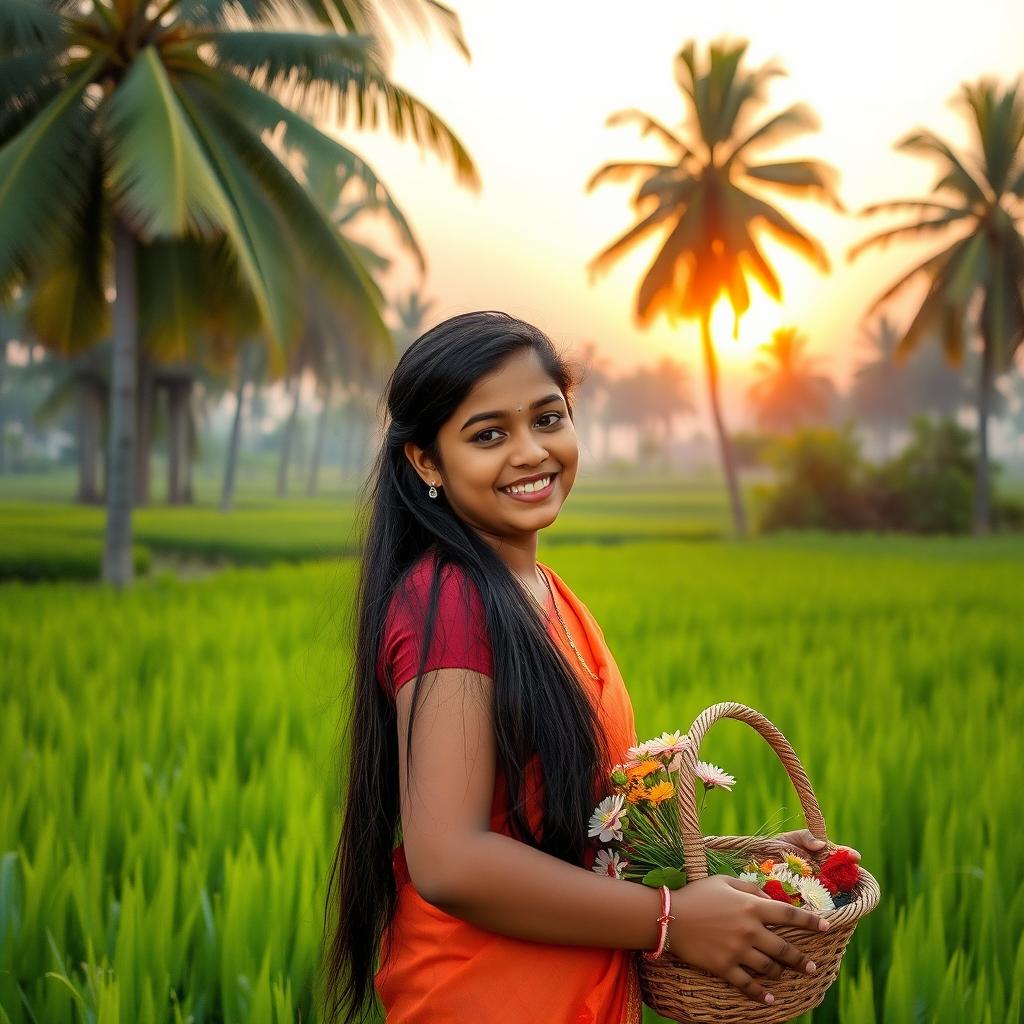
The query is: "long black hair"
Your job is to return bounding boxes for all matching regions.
[318,311,616,1023]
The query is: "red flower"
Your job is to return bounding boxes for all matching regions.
[819,850,860,894]
[762,879,792,904]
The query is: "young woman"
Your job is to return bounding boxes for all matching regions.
[320,311,858,1023]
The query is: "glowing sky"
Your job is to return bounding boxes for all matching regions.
[340,0,1021,421]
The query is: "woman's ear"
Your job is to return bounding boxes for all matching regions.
[403,441,440,486]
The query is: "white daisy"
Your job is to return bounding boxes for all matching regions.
[644,731,691,758]
[798,876,836,913]
[693,760,736,791]
[739,871,762,884]
[643,731,692,772]
[592,848,629,879]
[588,794,628,843]
[769,864,802,889]
[623,741,656,768]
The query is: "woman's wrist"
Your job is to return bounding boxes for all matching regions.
[642,885,675,960]
[664,888,685,958]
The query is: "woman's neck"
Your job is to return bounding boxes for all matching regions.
[493,540,539,580]
[476,531,543,591]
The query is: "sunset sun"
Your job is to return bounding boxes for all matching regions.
[709,290,787,366]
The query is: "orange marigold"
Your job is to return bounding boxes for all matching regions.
[627,759,662,780]
[645,781,675,805]
[783,853,814,878]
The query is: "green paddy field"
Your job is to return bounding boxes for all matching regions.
[2,476,1021,1023]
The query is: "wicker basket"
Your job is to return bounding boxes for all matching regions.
[635,702,881,1023]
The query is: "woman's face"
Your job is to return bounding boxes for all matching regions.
[405,347,579,542]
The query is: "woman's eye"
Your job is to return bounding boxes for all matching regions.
[473,412,562,444]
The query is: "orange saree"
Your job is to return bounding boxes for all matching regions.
[374,560,643,1024]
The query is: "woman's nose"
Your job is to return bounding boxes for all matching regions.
[510,432,548,463]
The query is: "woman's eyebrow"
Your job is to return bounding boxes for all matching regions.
[460,393,564,431]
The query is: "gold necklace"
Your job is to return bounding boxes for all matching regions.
[516,565,600,682]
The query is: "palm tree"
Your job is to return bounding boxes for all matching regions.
[746,326,835,433]
[220,338,265,512]
[572,340,615,463]
[1,0,478,586]
[849,315,914,457]
[278,197,398,499]
[850,314,974,457]
[641,356,695,447]
[392,288,437,354]
[847,75,1024,534]
[587,37,844,536]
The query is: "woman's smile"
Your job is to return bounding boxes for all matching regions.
[499,471,558,502]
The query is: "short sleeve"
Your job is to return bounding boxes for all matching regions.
[377,557,494,699]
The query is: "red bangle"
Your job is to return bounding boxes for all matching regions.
[642,885,675,961]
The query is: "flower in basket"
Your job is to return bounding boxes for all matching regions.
[593,848,630,879]
[589,794,628,843]
[740,845,862,912]
[796,876,836,913]
[781,852,814,877]
[621,730,691,772]
[818,848,861,894]
[761,878,799,905]
[693,760,736,792]
[590,732,760,889]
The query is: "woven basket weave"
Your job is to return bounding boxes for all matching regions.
[635,702,881,1023]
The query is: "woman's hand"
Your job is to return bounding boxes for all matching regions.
[666,875,829,1006]
[775,828,861,863]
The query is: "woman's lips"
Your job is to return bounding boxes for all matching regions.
[499,472,558,503]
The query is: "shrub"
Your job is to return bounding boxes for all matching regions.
[757,426,873,531]
[730,430,775,469]
[757,417,1019,535]
[0,532,151,581]
[863,417,976,534]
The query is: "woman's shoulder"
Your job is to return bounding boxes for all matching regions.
[388,549,486,627]
[379,550,493,693]
[401,548,476,599]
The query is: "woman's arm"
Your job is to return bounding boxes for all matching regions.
[395,665,665,951]
[396,666,828,1006]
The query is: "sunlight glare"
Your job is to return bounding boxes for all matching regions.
[708,291,786,367]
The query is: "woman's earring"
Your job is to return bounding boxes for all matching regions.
[427,482,438,499]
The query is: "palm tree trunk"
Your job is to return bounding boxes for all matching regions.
[351,412,369,478]
[973,339,993,535]
[76,381,102,504]
[277,372,301,498]
[182,380,195,504]
[343,404,360,480]
[220,342,254,513]
[134,349,154,506]
[102,216,138,587]
[167,380,185,504]
[0,345,7,476]
[700,311,747,538]
[306,379,332,497]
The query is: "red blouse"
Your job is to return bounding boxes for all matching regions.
[376,550,493,699]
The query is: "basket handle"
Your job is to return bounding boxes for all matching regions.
[677,702,828,882]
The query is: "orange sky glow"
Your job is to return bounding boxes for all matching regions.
[335,0,1021,426]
